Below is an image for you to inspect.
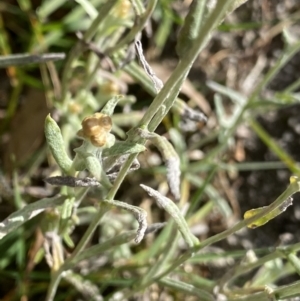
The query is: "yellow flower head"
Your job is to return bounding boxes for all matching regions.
[77,113,112,147]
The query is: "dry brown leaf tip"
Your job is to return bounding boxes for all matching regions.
[77,113,112,147]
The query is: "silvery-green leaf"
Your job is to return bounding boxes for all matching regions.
[67,223,166,267]
[140,184,199,248]
[102,141,146,157]
[68,231,136,267]
[0,196,65,239]
[138,129,181,200]
[82,154,102,181]
[103,199,147,244]
[45,115,74,175]
[100,95,123,116]
[63,271,102,301]
[176,0,206,58]
[135,40,163,93]
[207,80,246,105]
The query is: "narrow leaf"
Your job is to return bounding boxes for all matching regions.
[250,119,300,174]
[140,184,199,247]
[0,196,65,239]
[67,223,166,267]
[176,0,206,58]
[103,199,147,244]
[45,115,74,175]
[244,197,293,229]
[0,53,65,68]
[64,271,102,301]
[244,176,297,228]
[102,141,146,157]
[100,95,123,116]
[82,153,102,181]
[74,0,97,19]
[68,231,136,267]
[159,278,214,301]
[135,40,163,93]
[206,80,246,105]
[139,129,181,200]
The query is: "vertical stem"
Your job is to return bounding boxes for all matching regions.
[61,0,118,103]
[106,155,136,201]
[140,0,236,129]
[45,271,63,301]
[70,204,108,258]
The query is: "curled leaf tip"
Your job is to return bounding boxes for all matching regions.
[45,113,54,123]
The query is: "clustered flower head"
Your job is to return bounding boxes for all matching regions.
[77,113,112,147]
